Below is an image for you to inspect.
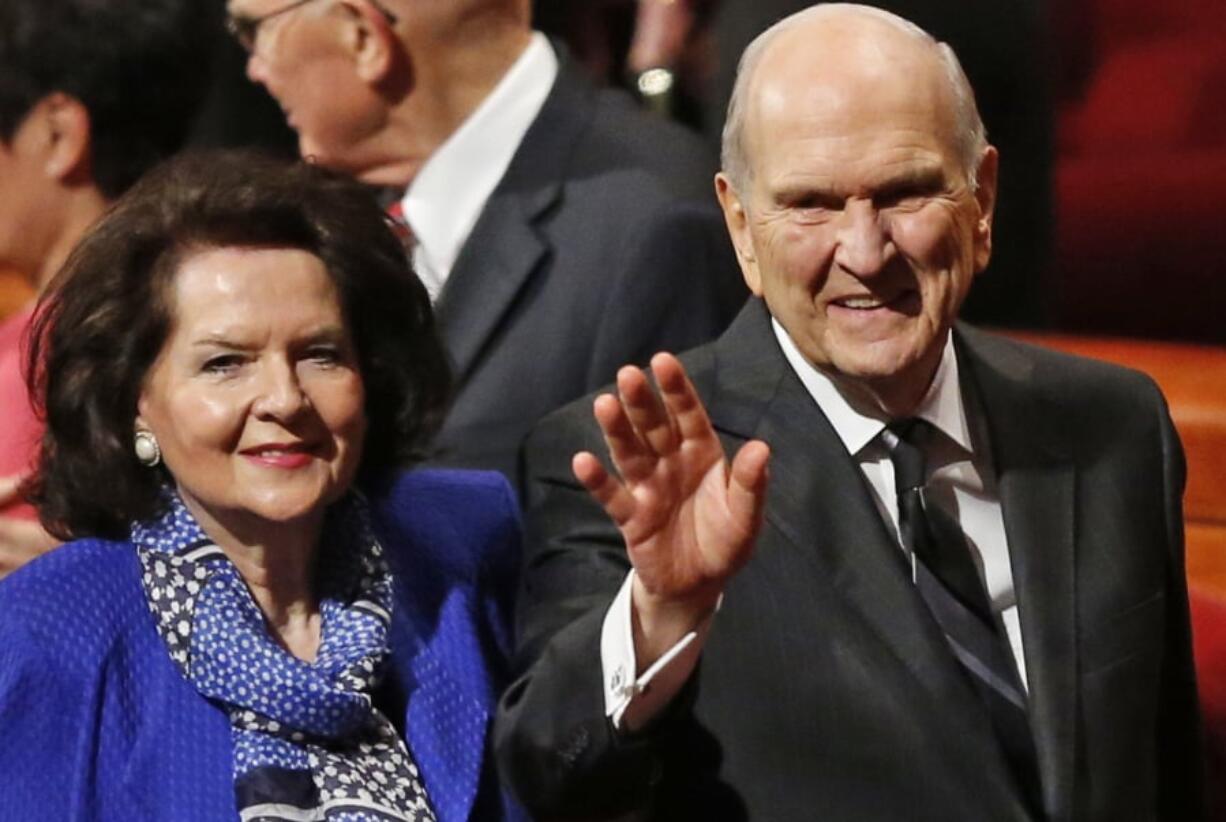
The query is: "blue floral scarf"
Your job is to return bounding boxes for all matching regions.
[133,491,436,822]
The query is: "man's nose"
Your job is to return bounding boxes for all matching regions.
[833,199,895,278]
[252,362,307,420]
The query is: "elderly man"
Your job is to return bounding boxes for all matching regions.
[225,0,746,488]
[0,0,208,576]
[495,5,1203,820]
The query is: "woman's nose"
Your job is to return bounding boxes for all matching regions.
[251,362,308,420]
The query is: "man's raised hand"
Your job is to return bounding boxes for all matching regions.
[572,353,769,668]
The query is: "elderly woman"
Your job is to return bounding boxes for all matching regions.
[0,152,523,821]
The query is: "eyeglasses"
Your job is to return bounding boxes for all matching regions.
[226,0,398,53]
[226,0,319,52]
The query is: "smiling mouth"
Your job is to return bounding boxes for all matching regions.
[240,443,316,468]
[831,291,916,311]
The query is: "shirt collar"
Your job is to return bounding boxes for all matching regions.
[402,32,557,286]
[771,318,972,456]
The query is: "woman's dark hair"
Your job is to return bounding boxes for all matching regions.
[26,150,451,540]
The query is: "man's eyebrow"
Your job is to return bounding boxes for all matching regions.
[769,179,844,207]
[769,164,951,205]
[871,166,948,197]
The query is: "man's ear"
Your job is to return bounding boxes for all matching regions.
[338,0,400,84]
[971,145,999,273]
[715,172,763,296]
[33,93,93,184]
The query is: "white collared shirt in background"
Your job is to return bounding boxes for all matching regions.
[401,32,557,301]
[600,320,1023,730]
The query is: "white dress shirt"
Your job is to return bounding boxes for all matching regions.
[600,321,1025,730]
[400,33,557,301]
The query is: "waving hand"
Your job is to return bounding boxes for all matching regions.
[573,353,770,668]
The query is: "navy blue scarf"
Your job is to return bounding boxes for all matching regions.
[133,491,436,822]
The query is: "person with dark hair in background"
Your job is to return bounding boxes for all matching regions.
[0,0,210,575]
[0,152,523,821]
[496,6,1202,820]
[224,0,747,491]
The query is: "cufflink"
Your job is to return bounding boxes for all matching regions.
[611,664,627,694]
[612,664,648,700]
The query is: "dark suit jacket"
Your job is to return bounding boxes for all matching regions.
[428,54,746,492]
[495,299,1203,821]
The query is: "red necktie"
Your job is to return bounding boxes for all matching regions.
[384,200,414,249]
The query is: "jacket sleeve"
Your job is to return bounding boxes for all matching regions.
[494,403,672,819]
[1153,391,1207,821]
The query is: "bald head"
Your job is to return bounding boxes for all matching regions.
[721,4,986,194]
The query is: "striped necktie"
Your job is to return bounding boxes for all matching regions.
[885,419,1042,809]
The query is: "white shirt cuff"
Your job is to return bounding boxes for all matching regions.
[599,570,719,731]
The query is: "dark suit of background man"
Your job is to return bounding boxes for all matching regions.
[496,5,1203,820]
[226,0,746,490]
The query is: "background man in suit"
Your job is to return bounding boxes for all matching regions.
[496,5,1203,819]
[226,0,747,489]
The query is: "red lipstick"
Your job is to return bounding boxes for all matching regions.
[240,443,314,469]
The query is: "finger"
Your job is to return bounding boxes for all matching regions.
[592,393,657,484]
[651,352,716,445]
[616,365,677,456]
[724,440,770,562]
[572,451,637,528]
[593,390,662,483]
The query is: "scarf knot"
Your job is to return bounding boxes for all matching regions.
[134,490,436,821]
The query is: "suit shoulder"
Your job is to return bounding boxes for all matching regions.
[958,327,1180,474]
[525,389,606,466]
[960,327,1167,413]
[382,466,514,503]
[0,539,146,666]
[368,469,520,580]
[574,88,716,201]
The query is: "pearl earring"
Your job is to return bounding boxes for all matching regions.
[134,430,161,467]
